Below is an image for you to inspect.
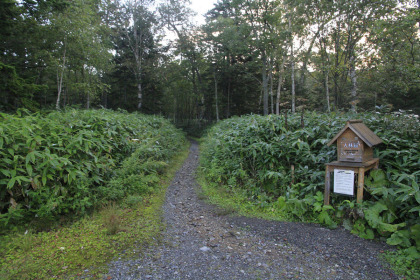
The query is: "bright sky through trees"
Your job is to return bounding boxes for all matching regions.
[190,0,218,24]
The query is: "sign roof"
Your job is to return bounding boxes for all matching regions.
[327,120,383,147]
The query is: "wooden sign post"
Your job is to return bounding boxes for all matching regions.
[324,120,382,205]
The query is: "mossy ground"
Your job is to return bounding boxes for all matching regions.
[0,142,190,280]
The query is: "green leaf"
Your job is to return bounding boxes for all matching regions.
[26,164,33,177]
[379,222,406,234]
[363,229,375,240]
[7,177,17,189]
[404,246,420,259]
[0,169,11,178]
[410,224,420,250]
[387,230,411,248]
[322,205,334,211]
[42,170,47,186]
[415,189,420,204]
[408,206,420,214]
[26,151,36,165]
[318,210,337,228]
[343,219,352,231]
[364,202,388,228]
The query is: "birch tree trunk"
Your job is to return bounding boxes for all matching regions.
[269,58,274,115]
[56,38,67,110]
[262,53,269,116]
[349,55,357,112]
[325,69,330,113]
[124,0,144,110]
[276,55,286,115]
[418,0,420,31]
[213,67,219,121]
[320,37,331,113]
[333,23,341,110]
[291,51,295,113]
[289,17,295,113]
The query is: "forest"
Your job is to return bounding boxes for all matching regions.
[1,0,419,119]
[1,0,420,279]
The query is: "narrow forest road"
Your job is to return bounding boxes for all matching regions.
[105,142,397,280]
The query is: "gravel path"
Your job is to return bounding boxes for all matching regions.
[105,141,397,280]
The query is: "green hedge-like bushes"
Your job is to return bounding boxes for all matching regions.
[0,109,186,227]
[200,111,419,258]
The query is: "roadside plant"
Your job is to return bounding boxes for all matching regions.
[0,109,186,228]
[200,110,419,278]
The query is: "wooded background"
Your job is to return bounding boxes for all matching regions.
[1,0,419,120]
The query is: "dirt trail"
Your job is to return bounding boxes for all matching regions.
[105,141,397,279]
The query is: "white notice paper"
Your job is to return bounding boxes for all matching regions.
[334,169,355,196]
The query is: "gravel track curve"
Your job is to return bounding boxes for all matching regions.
[104,141,397,280]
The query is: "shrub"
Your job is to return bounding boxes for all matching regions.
[200,111,419,267]
[0,109,186,227]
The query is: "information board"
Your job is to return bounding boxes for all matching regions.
[334,169,354,195]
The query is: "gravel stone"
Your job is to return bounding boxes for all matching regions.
[103,141,397,280]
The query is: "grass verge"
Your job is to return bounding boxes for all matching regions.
[197,172,287,221]
[0,142,190,280]
[382,247,420,279]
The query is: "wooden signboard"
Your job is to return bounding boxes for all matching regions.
[324,120,382,205]
[328,120,380,163]
[339,135,363,162]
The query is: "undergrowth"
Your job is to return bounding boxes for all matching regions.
[0,108,185,227]
[199,110,419,279]
[0,109,189,279]
[0,140,190,279]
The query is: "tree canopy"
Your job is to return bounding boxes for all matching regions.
[1,0,419,118]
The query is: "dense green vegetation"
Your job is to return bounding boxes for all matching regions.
[0,147,189,279]
[0,109,188,279]
[199,111,419,278]
[0,109,186,227]
[1,0,419,277]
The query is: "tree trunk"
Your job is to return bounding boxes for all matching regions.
[102,92,108,108]
[291,56,295,113]
[349,55,357,112]
[262,53,269,116]
[83,68,90,109]
[213,67,219,121]
[173,97,176,122]
[137,83,142,109]
[276,55,286,115]
[320,37,331,113]
[289,17,295,113]
[333,23,341,110]
[125,2,143,110]
[55,39,67,110]
[418,0,420,31]
[269,58,274,115]
[227,77,231,118]
[325,69,330,113]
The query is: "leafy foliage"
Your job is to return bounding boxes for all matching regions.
[200,110,419,277]
[0,109,186,227]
